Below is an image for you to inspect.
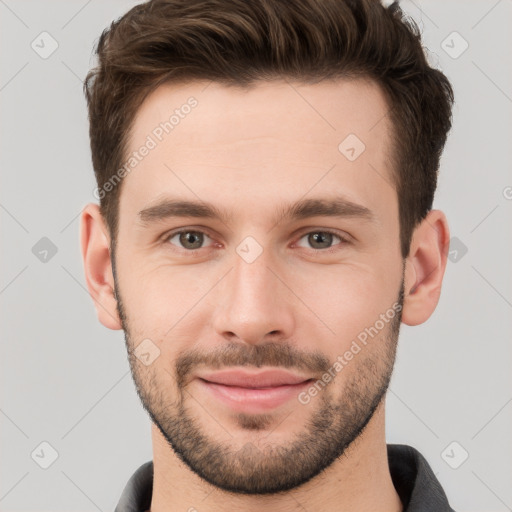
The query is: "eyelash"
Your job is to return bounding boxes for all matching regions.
[162,227,351,254]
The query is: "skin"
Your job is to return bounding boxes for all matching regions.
[81,78,450,512]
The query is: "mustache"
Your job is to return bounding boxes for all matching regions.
[175,342,330,387]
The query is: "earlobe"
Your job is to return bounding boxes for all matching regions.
[80,203,122,330]
[401,210,450,326]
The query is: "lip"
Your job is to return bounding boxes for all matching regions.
[195,368,313,413]
[196,368,312,388]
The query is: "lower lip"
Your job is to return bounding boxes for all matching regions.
[197,379,312,413]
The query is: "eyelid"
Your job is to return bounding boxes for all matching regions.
[161,227,218,249]
[293,226,352,243]
[161,225,352,253]
[292,228,352,252]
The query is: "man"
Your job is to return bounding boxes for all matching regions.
[80,0,455,510]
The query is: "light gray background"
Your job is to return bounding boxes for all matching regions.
[1,0,511,510]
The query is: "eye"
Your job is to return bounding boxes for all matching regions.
[162,228,350,253]
[165,229,214,251]
[295,230,349,251]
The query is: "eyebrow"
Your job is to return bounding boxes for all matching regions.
[138,196,376,226]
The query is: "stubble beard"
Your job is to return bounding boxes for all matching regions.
[115,270,404,494]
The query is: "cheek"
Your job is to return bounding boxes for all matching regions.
[119,263,214,344]
[298,265,395,328]
[117,240,401,360]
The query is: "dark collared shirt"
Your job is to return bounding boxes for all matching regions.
[115,444,455,512]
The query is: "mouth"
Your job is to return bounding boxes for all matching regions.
[194,368,314,413]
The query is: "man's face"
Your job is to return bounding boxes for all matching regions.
[113,78,405,493]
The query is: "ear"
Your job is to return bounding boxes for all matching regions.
[80,203,122,330]
[402,209,450,326]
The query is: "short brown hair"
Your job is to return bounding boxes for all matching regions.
[84,0,454,258]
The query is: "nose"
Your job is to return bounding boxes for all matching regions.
[211,246,296,346]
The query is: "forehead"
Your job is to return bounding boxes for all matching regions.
[120,77,396,225]
[129,77,392,151]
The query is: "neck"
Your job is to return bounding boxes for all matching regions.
[149,401,402,512]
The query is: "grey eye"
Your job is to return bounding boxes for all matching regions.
[296,231,343,250]
[168,231,211,250]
